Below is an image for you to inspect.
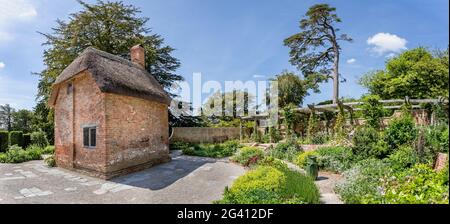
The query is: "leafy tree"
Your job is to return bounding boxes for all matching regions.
[360,47,449,99]
[284,4,352,103]
[0,104,15,131]
[202,90,255,118]
[11,109,34,133]
[271,71,308,108]
[34,0,183,141]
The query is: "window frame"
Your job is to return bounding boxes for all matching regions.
[82,125,97,149]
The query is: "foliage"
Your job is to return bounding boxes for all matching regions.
[0,145,41,163]
[295,151,318,168]
[31,131,49,148]
[365,164,449,204]
[231,147,265,167]
[269,127,282,143]
[9,131,24,148]
[315,146,354,173]
[45,155,56,167]
[202,90,255,118]
[169,141,191,151]
[352,126,389,159]
[42,145,55,155]
[23,134,31,149]
[0,131,8,153]
[283,104,297,139]
[0,104,15,131]
[284,3,352,101]
[181,140,241,158]
[268,140,303,162]
[425,124,449,154]
[306,111,318,140]
[335,159,393,204]
[309,132,330,144]
[360,47,449,99]
[272,71,308,108]
[11,109,34,133]
[217,163,320,204]
[360,95,385,129]
[384,113,418,150]
[35,0,183,142]
[333,103,347,140]
[386,146,420,171]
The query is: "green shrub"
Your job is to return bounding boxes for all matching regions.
[269,128,282,143]
[384,114,418,150]
[0,131,8,152]
[181,140,240,158]
[45,154,56,167]
[352,126,389,159]
[23,134,31,148]
[335,158,393,204]
[361,94,385,129]
[9,131,24,148]
[0,145,43,163]
[30,131,49,147]
[268,140,302,162]
[425,124,449,153]
[365,164,449,204]
[169,141,192,150]
[295,151,318,168]
[42,145,55,154]
[217,163,320,204]
[386,146,420,171]
[315,146,355,173]
[231,146,264,166]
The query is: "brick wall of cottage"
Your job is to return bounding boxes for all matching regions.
[104,93,170,173]
[54,71,107,173]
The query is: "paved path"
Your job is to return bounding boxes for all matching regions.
[316,171,344,204]
[0,151,245,204]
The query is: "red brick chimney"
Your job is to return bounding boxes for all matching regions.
[131,45,145,68]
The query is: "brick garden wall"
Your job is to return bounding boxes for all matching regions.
[171,127,240,143]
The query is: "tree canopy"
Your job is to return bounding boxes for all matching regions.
[360,47,449,99]
[272,71,308,108]
[34,0,183,140]
[284,4,352,103]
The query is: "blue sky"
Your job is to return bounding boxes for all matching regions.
[0,0,448,110]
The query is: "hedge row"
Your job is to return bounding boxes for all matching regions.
[0,131,48,152]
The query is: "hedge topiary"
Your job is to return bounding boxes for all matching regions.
[23,134,31,149]
[0,131,8,152]
[9,131,24,148]
[31,131,49,148]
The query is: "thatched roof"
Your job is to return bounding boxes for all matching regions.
[49,47,171,106]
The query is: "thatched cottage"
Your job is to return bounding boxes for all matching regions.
[49,45,171,179]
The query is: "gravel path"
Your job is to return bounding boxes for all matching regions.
[316,171,344,204]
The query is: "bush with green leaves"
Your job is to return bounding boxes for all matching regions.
[169,141,192,150]
[0,145,42,163]
[231,146,264,167]
[30,131,49,147]
[42,145,55,154]
[9,131,24,148]
[268,140,302,162]
[360,94,385,129]
[335,158,393,204]
[315,146,355,173]
[295,151,319,168]
[386,145,420,171]
[364,164,449,204]
[0,131,8,152]
[269,127,282,143]
[425,124,449,153]
[45,155,56,167]
[181,140,240,158]
[216,162,320,204]
[352,126,389,159]
[23,134,31,148]
[384,114,418,150]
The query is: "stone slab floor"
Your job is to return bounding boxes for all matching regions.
[0,151,245,204]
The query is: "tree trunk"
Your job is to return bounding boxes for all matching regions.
[332,48,339,104]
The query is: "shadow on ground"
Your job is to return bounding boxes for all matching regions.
[110,150,219,190]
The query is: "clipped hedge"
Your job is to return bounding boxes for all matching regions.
[0,131,8,152]
[9,131,24,148]
[23,134,31,149]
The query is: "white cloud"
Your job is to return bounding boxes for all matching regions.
[0,0,37,43]
[346,58,356,64]
[0,62,5,69]
[367,33,407,55]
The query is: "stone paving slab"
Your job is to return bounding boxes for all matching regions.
[0,151,245,204]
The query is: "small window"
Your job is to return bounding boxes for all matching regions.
[67,83,73,94]
[83,126,96,148]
